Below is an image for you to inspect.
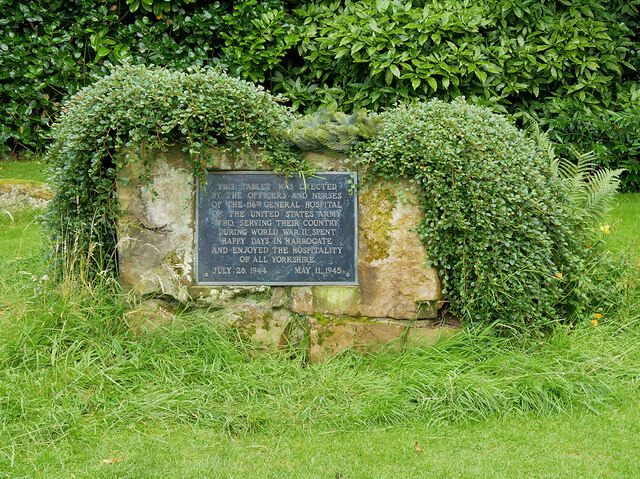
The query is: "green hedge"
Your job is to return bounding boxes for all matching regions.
[291,0,640,189]
[2,0,639,188]
[0,0,297,150]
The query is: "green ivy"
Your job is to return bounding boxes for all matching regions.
[43,64,305,274]
[352,100,585,331]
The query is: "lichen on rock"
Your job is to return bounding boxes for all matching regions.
[359,185,396,262]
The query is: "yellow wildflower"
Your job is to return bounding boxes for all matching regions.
[594,313,602,319]
[591,319,598,327]
[600,224,611,235]
[555,273,563,278]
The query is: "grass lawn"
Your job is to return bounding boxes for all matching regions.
[11,401,640,478]
[0,209,42,263]
[0,159,48,183]
[1,162,639,478]
[606,193,640,257]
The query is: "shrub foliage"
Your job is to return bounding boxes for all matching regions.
[43,64,304,272]
[0,0,295,153]
[294,0,639,188]
[352,100,584,329]
[3,0,638,188]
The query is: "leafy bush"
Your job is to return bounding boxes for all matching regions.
[220,0,302,85]
[352,100,585,330]
[288,0,639,189]
[3,0,639,189]
[526,119,632,319]
[0,0,299,154]
[0,0,222,153]
[527,118,625,222]
[543,92,640,191]
[291,1,637,108]
[42,63,304,274]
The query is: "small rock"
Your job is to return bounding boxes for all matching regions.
[124,299,176,334]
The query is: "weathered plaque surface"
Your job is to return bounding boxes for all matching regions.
[196,171,357,285]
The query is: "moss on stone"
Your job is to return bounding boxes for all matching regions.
[313,312,380,326]
[313,312,351,328]
[415,300,438,318]
[361,186,396,262]
[315,326,335,346]
[261,311,274,331]
[249,287,272,302]
[312,312,332,326]
[162,249,184,276]
[352,315,374,323]
[310,286,359,315]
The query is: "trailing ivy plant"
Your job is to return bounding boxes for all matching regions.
[43,63,305,274]
[351,100,585,331]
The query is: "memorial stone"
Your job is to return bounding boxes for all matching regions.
[117,148,449,360]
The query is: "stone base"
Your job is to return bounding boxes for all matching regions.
[224,303,291,352]
[116,146,450,358]
[0,180,53,210]
[308,314,457,362]
[124,298,457,361]
[117,149,442,322]
[124,299,178,334]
